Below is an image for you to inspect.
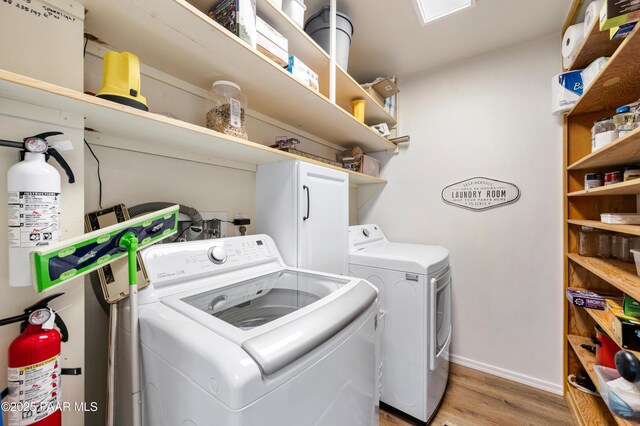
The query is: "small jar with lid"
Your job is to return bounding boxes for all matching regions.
[624,166,640,181]
[592,117,616,151]
[206,80,248,140]
[613,106,638,138]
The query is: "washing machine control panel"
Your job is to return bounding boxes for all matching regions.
[143,235,280,287]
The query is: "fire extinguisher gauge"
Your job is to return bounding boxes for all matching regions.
[24,137,49,153]
[28,308,52,326]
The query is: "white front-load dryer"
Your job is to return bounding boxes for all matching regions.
[348,224,451,423]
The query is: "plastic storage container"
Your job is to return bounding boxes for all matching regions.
[585,172,603,189]
[206,80,248,140]
[614,106,638,138]
[578,227,610,258]
[282,0,306,27]
[304,7,354,71]
[612,234,640,262]
[625,166,640,181]
[595,365,640,420]
[601,213,640,225]
[592,117,616,151]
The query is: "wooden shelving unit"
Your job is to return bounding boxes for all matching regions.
[568,253,640,303]
[568,127,640,170]
[569,25,640,116]
[569,179,640,196]
[568,219,640,236]
[563,2,640,424]
[80,0,396,152]
[0,69,385,187]
[567,335,634,426]
[568,16,623,71]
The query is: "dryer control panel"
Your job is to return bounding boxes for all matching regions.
[348,224,388,251]
[142,234,281,288]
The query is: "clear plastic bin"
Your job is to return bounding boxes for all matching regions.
[595,365,640,420]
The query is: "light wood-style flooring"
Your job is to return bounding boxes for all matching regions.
[380,363,572,426]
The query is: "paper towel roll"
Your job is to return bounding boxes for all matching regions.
[562,24,585,63]
[584,0,604,33]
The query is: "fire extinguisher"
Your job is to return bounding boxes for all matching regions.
[0,132,75,287]
[0,293,80,426]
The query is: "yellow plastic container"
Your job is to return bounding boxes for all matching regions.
[351,99,366,123]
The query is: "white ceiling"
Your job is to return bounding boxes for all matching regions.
[303,0,573,82]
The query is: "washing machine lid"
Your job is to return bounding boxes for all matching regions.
[164,269,377,375]
[349,242,449,275]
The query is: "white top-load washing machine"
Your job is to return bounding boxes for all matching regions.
[116,234,379,426]
[348,224,451,423]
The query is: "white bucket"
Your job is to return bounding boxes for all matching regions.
[282,0,306,27]
[304,7,354,71]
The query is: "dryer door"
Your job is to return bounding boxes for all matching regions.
[429,265,452,372]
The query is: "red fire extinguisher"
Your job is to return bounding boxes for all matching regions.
[0,293,78,426]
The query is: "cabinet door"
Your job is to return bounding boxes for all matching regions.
[297,162,348,274]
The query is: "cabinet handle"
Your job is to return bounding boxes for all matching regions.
[303,185,310,221]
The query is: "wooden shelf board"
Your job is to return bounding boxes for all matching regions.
[568,127,640,170]
[568,17,624,71]
[0,69,386,187]
[567,253,640,301]
[567,335,634,426]
[252,0,396,126]
[568,220,640,237]
[81,0,395,152]
[565,383,617,425]
[568,179,640,196]
[568,335,600,388]
[570,25,640,116]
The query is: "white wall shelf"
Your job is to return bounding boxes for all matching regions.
[0,69,386,187]
[81,0,395,153]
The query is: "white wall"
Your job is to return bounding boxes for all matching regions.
[361,33,564,393]
[0,2,86,424]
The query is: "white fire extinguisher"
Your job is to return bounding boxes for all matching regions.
[1,132,75,287]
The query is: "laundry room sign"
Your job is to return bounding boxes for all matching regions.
[441,177,520,211]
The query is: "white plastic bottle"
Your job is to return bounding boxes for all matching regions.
[7,152,61,287]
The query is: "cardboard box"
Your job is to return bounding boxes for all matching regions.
[610,22,638,39]
[600,0,640,31]
[624,294,640,318]
[372,77,400,98]
[607,299,640,351]
[363,86,385,107]
[287,56,319,92]
[257,17,288,51]
[257,33,288,67]
[566,289,621,310]
[209,0,257,48]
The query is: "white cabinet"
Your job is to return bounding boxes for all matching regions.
[256,160,348,275]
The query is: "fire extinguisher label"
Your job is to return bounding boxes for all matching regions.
[7,354,61,425]
[7,191,60,249]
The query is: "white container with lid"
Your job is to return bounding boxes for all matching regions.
[282,0,306,27]
[601,213,640,225]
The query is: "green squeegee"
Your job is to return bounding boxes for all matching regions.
[30,205,179,426]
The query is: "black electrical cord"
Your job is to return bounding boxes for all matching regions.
[84,139,103,209]
[83,36,88,57]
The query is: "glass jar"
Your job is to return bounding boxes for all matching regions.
[578,227,600,257]
[597,232,611,258]
[584,172,603,189]
[592,117,616,151]
[612,234,640,262]
[206,80,248,140]
[613,106,638,138]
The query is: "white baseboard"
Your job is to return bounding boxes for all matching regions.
[449,354,563,396]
